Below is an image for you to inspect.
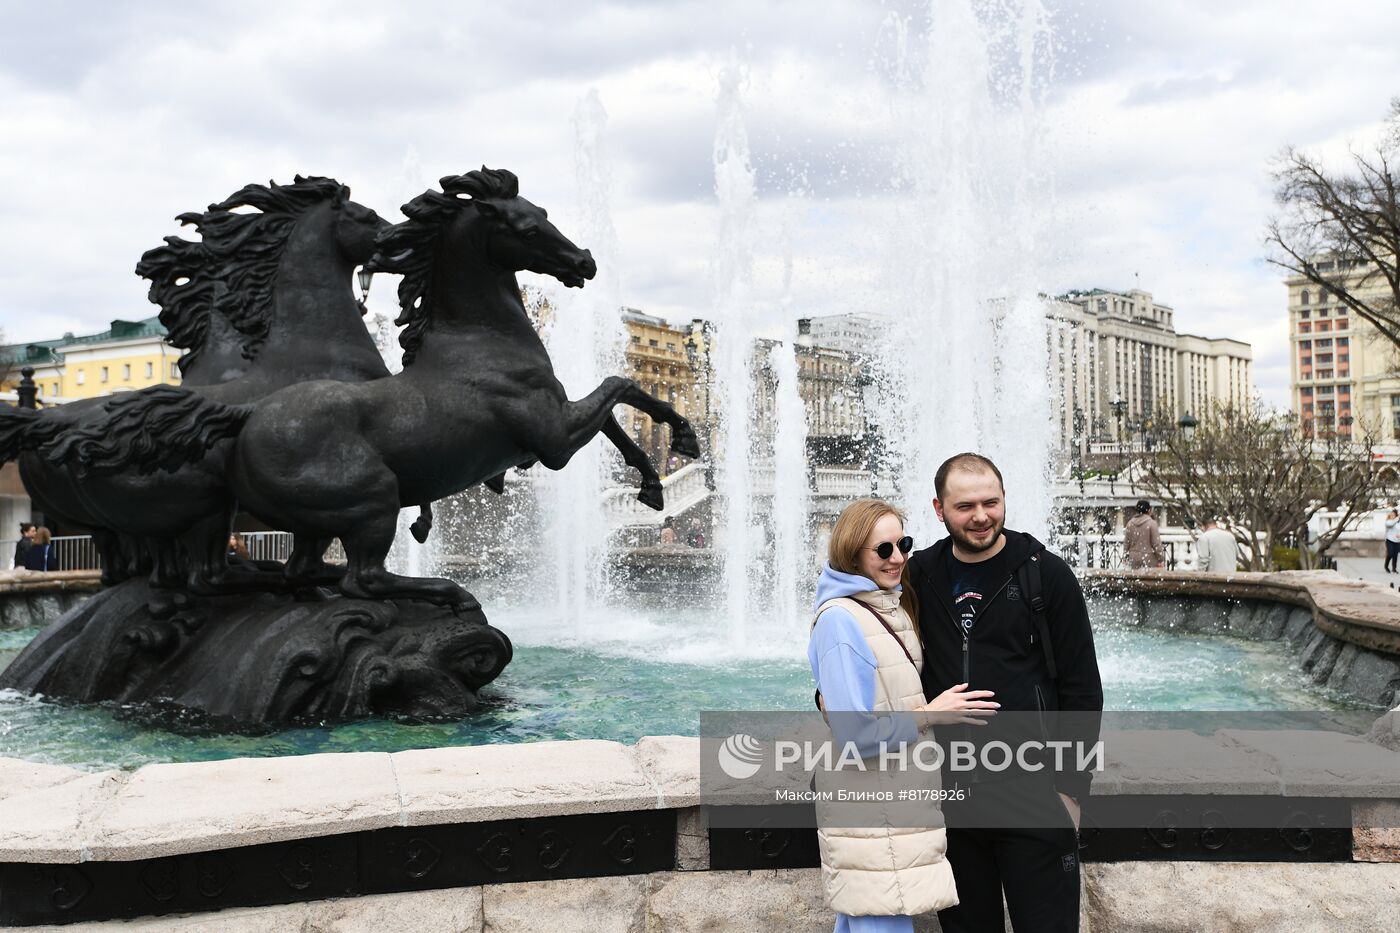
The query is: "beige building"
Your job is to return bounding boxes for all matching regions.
[1054,288,1253,454]
[1285,265,1400,440]
[623,310,697,476]
[1,317,178,404]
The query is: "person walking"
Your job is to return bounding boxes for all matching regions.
[1385,504,1399,575]
[1196,518,1237,575]
[1123,500,1165,569]
[905,453,1103,933]
[12,523,35,570]
[21,526,57,572]
[809,498,992,932]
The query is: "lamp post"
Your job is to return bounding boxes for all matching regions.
[1072,406,1086,496]
[356,267,373,317]
[1176,412,1198,531]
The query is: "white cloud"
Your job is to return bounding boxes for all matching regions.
[3,0,1400,412]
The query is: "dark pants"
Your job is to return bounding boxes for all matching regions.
[1385,540,1399,573]
[936,776,1081,933]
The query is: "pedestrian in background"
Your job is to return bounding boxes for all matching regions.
[1124,500,1165,569]
[1385,504,1399,575]
[1196,518,1238,575]
[12,523,35,570]
[22,526,57,572]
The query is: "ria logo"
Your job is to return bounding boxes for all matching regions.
[717,733,764,780]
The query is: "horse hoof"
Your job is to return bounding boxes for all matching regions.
[670,430,701,460]
[638,483,665,511]
[410,518,431,544]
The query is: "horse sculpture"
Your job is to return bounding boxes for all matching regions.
[1,176,395,594]
[60,167,701,609]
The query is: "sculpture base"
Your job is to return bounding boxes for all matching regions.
[0,580,512,726]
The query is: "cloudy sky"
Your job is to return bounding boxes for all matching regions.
[2,0,1398,406]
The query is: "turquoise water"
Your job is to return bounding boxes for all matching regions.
[0,596,1356,771]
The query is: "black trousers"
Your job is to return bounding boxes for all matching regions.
[1385,540,1399,573]
[936,775,1081,933]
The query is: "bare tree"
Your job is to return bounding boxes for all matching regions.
[1266,100,1400,350]
[1137,401,1391,571]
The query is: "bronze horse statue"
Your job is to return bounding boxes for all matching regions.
[58,168,700,609]
[1,176,397,594]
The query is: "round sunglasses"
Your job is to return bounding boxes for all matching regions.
[865,536,914,560]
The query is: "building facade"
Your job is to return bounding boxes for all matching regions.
[623,309,697,476]
[1055,288,1253,453]
[1,317,178,404]
[1285,265,1400,439]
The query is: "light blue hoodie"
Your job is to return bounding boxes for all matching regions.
[808,563,919,756]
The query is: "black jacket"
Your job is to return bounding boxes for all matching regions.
[908,529,1103,799]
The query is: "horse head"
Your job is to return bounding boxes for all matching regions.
[442,169,597,288]
[329,183,391,268]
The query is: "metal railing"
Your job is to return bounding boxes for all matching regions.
[1,533,345,572]
[0,535,102,572]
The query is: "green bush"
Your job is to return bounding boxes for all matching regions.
[1272,545,1301,571]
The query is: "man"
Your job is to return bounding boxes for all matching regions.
[1196,518,1237,575]
[12,523,35,570]
[907,453,1102,933]
[1123,499,1164,569]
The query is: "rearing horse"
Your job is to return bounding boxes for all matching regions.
[9,177,394,594]
[64,168,700,608]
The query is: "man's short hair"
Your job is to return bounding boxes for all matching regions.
[1135,500,1152,514]
[934,453,1004,500]
[19,523,34,534]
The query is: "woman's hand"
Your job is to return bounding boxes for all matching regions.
[916,683,999,727]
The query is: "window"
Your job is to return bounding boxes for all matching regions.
[170,362,178,379]
[631,335,641,344]
[1301,289,1311,305]
[648,339,659,348]
[1337,306,1347,316]
[1300,340,1312,350]
[52,382,58,395]
[1336,320,1348,330]
[1299,322,1311,333]
[1316,321,1330,332]
[1317,370,1333,379]
[1301,308,1310,319]
[1316,353,1332,364]
[122,364,131,380]
[1316,338,1332,347]
[76,370,85,385]
[36,384,43,397]
[1301,387,1313,397]
[145,362,153,378]
[100,366,108,383]
[1317,385,1334,395]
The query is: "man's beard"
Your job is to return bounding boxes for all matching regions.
[947,517,1004,554]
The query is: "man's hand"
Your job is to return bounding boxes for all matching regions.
[1058,792,1081,831]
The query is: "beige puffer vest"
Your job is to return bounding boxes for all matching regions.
[810,590,959,917]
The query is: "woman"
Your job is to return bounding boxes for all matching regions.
[22,526,57,572]
[808,498,998,932]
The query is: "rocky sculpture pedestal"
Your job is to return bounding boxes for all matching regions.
[0,580,511,725]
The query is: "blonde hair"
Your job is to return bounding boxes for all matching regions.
[33,526,51,546]
[828,498,904,575]
[828,499,920,633]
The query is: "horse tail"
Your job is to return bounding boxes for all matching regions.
[41,385,254,477]
[0,406,66,465]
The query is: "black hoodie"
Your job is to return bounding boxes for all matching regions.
[908,529,1104,799]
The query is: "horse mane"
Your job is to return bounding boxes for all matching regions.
[135,233,219,376]
[184,175,349,361]
[371,167,519,366]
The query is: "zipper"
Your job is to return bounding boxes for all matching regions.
[930,562,1018,686]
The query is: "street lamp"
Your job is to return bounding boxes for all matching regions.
[1179,412,1198,441]
[356,267,373,316]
